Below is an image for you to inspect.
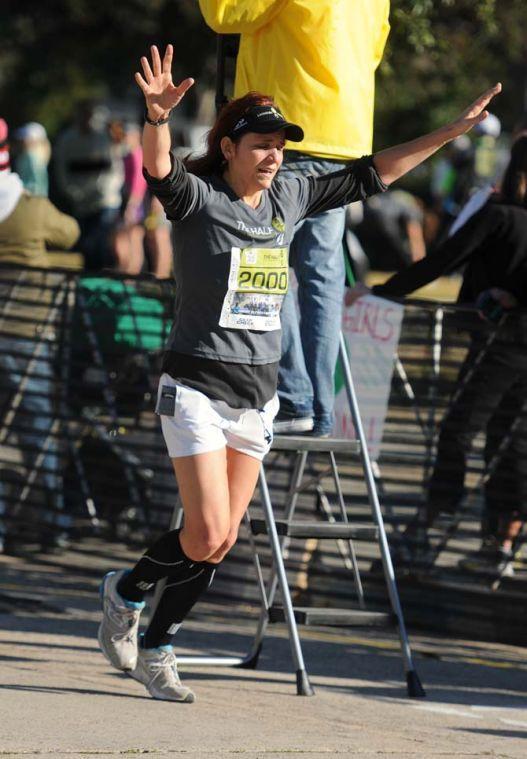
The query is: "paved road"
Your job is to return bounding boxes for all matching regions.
[1,547,526,758]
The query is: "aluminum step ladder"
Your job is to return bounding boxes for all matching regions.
[157,334,425,698]
[247,433,423,697]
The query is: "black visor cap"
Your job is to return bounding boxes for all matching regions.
[229,105,304,142]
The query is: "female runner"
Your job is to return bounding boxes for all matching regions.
[98,44,500,702]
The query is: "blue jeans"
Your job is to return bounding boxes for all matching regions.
[278,156,346,435]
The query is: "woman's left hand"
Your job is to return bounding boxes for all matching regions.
[448,83,502,139]
[372,83,502,187]
[345,282,370,306]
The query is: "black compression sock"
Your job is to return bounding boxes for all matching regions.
[117,527,219,646]
[117,528,195,603]
[142,561,217,648]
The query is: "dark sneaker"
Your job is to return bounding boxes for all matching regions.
[39,530,70,554]
[273,414,313,434]
[390,520,434,568]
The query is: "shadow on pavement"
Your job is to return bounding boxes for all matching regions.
[2,540,527,713]
[455,728,527,739]
[0,683,151,700]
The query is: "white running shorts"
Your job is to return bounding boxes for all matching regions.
[155,373,279,461]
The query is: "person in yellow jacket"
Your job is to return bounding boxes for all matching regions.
[200,0,390,435]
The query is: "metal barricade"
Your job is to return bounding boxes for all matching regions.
[0,264,525,644]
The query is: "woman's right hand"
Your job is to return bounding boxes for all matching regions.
[135,44,194,122]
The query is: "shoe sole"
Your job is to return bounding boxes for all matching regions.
[98,572,136,672]
[147,688,195,703]
[130,669,195,702]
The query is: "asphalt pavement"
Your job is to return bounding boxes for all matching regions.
[1,544,526,758]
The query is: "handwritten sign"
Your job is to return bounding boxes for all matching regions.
[333,295,404,460]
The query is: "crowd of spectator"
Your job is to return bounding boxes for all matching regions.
[2,93,519,284]
[1,83,525,582]
[4,100,175,278]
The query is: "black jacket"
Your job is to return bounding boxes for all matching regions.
[372,198,527,307]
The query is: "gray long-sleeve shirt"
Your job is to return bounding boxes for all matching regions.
[146,154,386,365]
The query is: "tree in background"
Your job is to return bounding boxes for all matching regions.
[0,1,216,135]
[375,0,527,148]
[1,0,526,143]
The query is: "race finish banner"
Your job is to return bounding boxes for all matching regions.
[333,295,404,460]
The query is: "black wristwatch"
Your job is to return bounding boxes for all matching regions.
[144,109,171,126]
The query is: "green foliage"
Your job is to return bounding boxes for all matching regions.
[388,0,497,54]
[375,0,526,147]
[1,0,215,134]
[1,0,526,146]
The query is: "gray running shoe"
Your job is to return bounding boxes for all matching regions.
[131,645,195,702]
[98,570,145,671]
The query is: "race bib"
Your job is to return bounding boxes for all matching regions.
[219,246,288,331]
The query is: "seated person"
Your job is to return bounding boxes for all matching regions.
[0,117,80,553]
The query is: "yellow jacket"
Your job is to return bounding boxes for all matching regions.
[199,0,390,160]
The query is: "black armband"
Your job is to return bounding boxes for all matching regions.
[144,109,171,127]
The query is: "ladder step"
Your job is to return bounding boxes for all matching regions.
[251,519,378,540]
[268,606,395,628]
[271,435,361,454]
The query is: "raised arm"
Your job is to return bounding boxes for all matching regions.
[135,45,194,179]
[373,84,502,186]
